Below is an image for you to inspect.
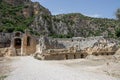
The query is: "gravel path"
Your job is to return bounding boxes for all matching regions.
[0,57,13,78]
[5,56,119,80]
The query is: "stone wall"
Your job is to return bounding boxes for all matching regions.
[38,37,65,54]
[35,46,88,60]
[22,32,37,55]
[35,36,119,60]
[0,48,9,57]
[39,36,119,50]
[85,38,119,55]
[55,36,119,52]
[0,33,13,48]
[35,52,88,60]
[56,36,105,49]
[0,31,37,56]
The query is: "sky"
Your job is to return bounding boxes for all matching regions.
[32,0,120,19]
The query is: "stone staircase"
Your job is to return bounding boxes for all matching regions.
[16,49,21,56]
[0,48,9,57]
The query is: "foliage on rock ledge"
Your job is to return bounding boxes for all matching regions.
[0,0,120,38]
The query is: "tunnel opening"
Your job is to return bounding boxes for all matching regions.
[14,38,21,49]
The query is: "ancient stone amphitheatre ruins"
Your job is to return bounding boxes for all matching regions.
[0,0,120,79]
[0,31,119,60]
[0,31,120,80]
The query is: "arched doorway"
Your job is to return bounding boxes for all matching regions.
[14,38,21,49]
[74,54,76,59]
[81,54,84,58]
[65,54,68,60]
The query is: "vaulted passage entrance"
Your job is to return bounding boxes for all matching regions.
[14,38,21,49]
[81,54,84,58]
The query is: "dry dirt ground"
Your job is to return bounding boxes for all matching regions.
[0,54,120,80]
[0,57,13,80]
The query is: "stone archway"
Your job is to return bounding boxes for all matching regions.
[14,38,22,49]
[65,54,68,60]
[81,54,84,58]
[74,54,76,59]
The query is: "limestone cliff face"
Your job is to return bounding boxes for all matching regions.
[31,12,119,37]
[4,0,31,6]
[4,0,51,18]
[0,0,119,38]
[0,0,51,32]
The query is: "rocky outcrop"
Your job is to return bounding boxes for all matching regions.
[30,13,119,37]
[80,37,119,55]
[0,0,119,38]
[0,48,9,57]
[0,0,51,33]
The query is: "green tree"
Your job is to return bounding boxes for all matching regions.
[116,8,120,20]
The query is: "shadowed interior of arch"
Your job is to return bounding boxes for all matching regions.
[14,38,21,49]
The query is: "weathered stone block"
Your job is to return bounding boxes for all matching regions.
[75,53,81,59]
[66,54,74,59]
[44,54,66,60]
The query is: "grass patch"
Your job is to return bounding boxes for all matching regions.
[0,75,7,80]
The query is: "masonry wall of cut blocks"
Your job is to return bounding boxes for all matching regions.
[35,36,119,60]
[0,31,37,56]
[0,32,119,60]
